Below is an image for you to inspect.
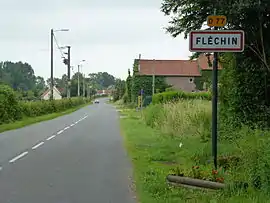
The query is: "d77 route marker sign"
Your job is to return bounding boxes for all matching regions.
[207,15,227,27]
[189,30,245,52]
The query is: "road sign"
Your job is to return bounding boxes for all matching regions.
[138,96,142,108]
[207,15,227,27]
[189,30,244,52]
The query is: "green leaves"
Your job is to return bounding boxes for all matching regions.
[161,0,270,128]
[0,85,22,124]
[152,91,211,104]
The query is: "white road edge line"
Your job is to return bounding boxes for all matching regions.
[57,130,64,135]
[9,151,29,163]
[32,142,44,150]
[64,126,70,130]
[70,124,74,127]
[47,135,56,141]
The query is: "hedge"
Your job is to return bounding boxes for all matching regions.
[152,91,211,104]
[0,84,92,124]
[19,97,90,118]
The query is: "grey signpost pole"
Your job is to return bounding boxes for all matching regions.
[212,38,218,169]
[211,9,218,169]
[190,13,244,169]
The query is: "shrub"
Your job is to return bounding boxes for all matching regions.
[152,91,211,104]
[0,96,90,124]
[0,85,22,124]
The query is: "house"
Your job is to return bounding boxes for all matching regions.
[196,54,222,70]
[96,89,112,96]
[137,54,222,92]
[138,59,200,92]
[41,86,62,100]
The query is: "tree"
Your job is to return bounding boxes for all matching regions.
[161,0,270,127]
[88,72,115,89]
[123,69,132,103]
[1,61,36,91]
[0,61,47,100]
[113,79,125,101]
[70,72,84,97]
[35,76,46,90]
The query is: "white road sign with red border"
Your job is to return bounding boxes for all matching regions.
[189,30,245,52]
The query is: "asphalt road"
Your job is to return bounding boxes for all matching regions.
[0,98,136,203]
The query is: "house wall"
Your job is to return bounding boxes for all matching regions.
[42,88,62,100]
[165,76,197,92]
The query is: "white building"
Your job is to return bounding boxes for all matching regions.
[41,86,62,100]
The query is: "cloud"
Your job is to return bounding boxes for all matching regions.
[1,0,160,11]
[0,0,191,80]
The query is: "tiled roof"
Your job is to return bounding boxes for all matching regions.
[197,54,222,70]
[138,59,201,76]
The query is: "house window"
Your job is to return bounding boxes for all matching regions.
[189,78,194,83]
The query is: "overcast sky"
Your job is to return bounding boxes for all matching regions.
[0,0,190,80]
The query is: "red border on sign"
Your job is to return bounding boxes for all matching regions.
[189,31,244,52]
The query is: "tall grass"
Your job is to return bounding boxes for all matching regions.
[142,99,270,201]
[143,100,211,140]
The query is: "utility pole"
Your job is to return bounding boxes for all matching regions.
[152,59,155,95]
[83,73,85,97]
[50,29,54,100]
[67,46,71,98]
[77,65,80,97]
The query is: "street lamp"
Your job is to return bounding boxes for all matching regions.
[88,85,93,99]
[77,60,86,97]
[50,28,69,100]
[152,59,155,95]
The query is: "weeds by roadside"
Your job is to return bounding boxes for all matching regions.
[120,100,270,202]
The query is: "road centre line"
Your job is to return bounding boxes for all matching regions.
[57,130,64,135]
[32,142,44,150]
[6,116,90,166]
[46,135,56,141]
[9,151,29,163]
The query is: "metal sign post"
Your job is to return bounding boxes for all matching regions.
[212,14,219,170]
[189,16,245,169]
[140,89,143,110]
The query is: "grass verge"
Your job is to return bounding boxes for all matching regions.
[120,109,213,203]
[0,102,91,133]
[120,101,270,203]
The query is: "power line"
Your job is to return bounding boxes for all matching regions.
[53,34,77,77]
[53,34,65,58]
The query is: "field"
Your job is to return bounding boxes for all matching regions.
[120,100,270,203]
